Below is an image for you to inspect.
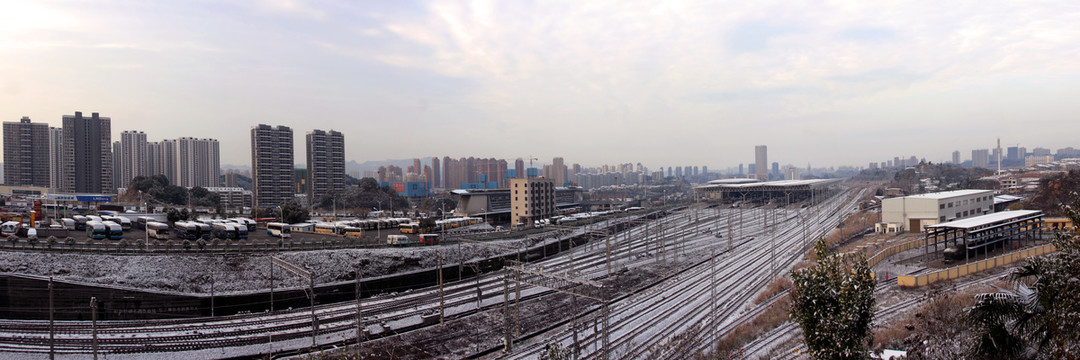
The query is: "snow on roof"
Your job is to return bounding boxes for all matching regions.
[927,210,1042,230]
[994,194,1022,204]
[706,178,761,185]
[903,189,991,200]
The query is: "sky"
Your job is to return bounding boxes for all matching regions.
[2,0,1080,171]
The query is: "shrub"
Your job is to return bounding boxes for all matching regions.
[47,236,58,249]
[65,237,76,248]
[182,240,192,251]
[197,239,207,250]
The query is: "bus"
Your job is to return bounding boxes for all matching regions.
[195,222,212,240]
[386,234,411,246]
[234,224,248,239]
[102,216,132,231]
[86,221,108,240]
[228,218,257,232]
[399,223,420,234]
[419,234,440,244]
[173,221,200,240]
[146,222,170,240]
[212,223,238,240]
[103,221,123,240]
[0,221,19,237]
[72,215,89,231]
[315,223,337,235]
[135,216,151,230]
[341,226,363,238]
[266,222,291,238]
[58,218,76,230]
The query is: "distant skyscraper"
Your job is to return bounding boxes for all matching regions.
[972,149,990,168]
[61,112,113,194]
[755,145,767,180]
[738,164,744,175]
[432,157,441,189]
[3,117,50,187]
[111,141,121,190]
[177,137,220,188]
[118,130,147,189]
[771,162,779,176]
[306,129,345,201]
[514,158,525,179]
[952,150,960,165]
[552,157,565,184]
[251,124,294,208]
[1006,146,1019,161]
[48,127,62,189]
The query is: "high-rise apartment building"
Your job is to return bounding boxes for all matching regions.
[251,124,294,208]
[552,157,565,185]
[754,145,767,181]
[306,129,345,202]
[61,112,113,194]
[177,137,220,188]
[515,158,525,179]
[952,150,960,165]
[3,117,50,187]
[117,130,147,189]
[111,141,121,190]
[432,157,441,189]
[48,127,62,189]
[971,149,990,169]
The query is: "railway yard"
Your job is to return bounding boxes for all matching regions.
[0,183,1017,359]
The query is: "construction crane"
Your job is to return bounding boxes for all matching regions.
[527,156,538,177]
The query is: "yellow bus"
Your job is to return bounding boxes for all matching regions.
[399,223,420,234]
[315,223,337,235]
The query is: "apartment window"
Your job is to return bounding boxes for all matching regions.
[940,216,946,222]
[963,210,969,216]
[939,204,945,210]
[956,212,961,218]
[948,202,953,208]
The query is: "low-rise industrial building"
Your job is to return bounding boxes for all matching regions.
[881,189,995,233]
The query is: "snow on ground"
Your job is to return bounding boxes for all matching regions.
[0,244,508,295]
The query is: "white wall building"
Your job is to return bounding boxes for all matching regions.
[881,189,995,233]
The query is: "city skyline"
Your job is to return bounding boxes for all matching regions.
[3,2,1080,169]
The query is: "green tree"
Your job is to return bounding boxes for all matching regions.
[966,203,1080,359]
[790,238,877,360]
[280,202,310,224]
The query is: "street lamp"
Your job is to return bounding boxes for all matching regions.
[139,191,147,247]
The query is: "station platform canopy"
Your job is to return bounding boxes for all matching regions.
[927,210,1042,231]
[696,178,843,204]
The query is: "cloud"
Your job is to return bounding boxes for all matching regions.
[840,27,896,42]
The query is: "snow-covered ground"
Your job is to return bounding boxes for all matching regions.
[0,244,511,295]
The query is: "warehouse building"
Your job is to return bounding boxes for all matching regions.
[880,189,995,233]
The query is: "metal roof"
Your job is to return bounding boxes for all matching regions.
[927,210,1042,230]
[706,178,761,185]
[903,189,992,200]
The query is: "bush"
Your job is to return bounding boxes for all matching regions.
[28,237,39,248]
[164,240,174,251]
[65,237,76,248]
[47,236,58,249]
[136,240,146,251]
[182,240,192,251]
[118,240,129,250]
[7,236,18,248]
[197,239,207,250]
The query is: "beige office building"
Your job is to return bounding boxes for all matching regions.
[881,189,995,233]
[510,177,555,227]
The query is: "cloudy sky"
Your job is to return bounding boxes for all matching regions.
[2,1,1079,170]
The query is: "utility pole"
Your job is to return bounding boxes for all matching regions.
[90,297,98,360]
[355,274,362,358]
[438,250,444,325]
[49,277,54,360]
